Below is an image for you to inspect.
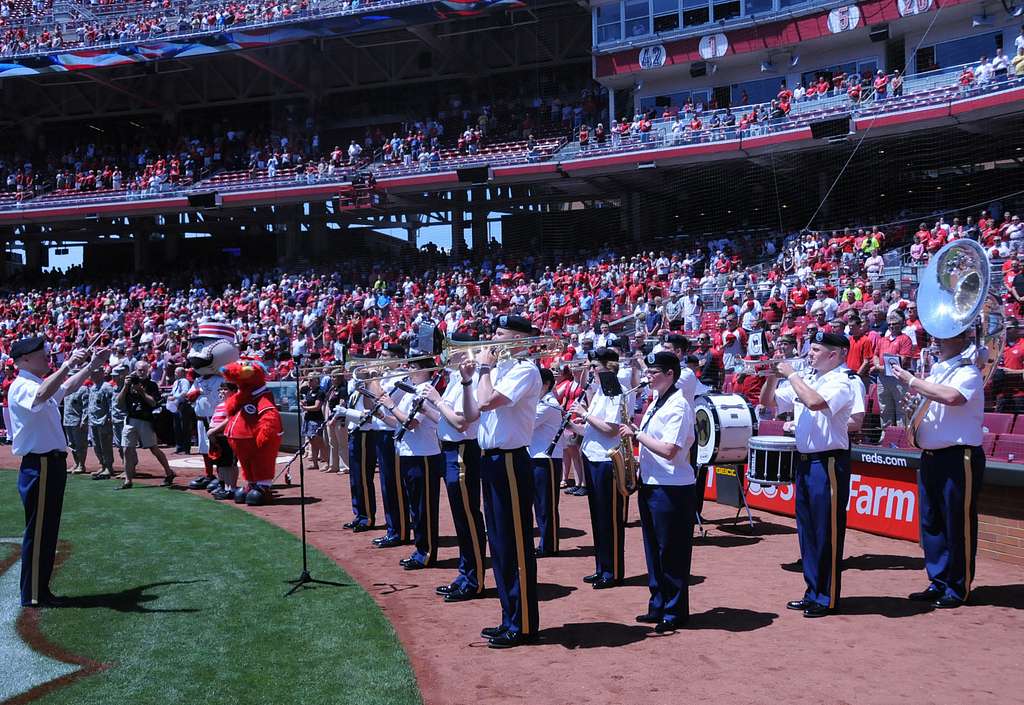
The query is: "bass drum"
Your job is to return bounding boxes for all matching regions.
[695,393,757,465]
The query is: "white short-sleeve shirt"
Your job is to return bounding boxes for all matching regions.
[530,393,566,459]
[915,358,983,449]
[437,371,478,443]
[773,367,856,453]
[478,359,542,450]
[581,391,622,462]
[9,371,69,456]
[637,389,695,486]
[395,381,441,457]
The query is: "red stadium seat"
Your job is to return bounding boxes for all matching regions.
[991,434,1024,461]
[1013,415,1024,435]
[757,419,786,436]
[880,426,907,448]
[983,412,1014,435]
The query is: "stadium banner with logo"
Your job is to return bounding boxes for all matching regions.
[708,449,921,541]
[0,0,524,78]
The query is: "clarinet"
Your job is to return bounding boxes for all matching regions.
[395,369,445,443]
[546,368,593,456]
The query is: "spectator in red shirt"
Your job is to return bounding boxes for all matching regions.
[845,314,875,384]
[996,319,1024,412]
[872,70,889,100]
[872,310,914,427]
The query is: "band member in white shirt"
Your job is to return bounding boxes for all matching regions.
[892,329,985,608]
[379,356,443,570]
[571,347,626,590]
[529,368,570,557]
[619,351,695,632]
[366,343,408,548]
[467,315,543,649]
[8,336,109,607]
[759,331,861,618]
[420,333,487,602]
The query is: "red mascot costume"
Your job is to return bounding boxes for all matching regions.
[221,359,282,506]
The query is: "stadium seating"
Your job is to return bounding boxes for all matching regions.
[991,434,1024,461]
[983,412,1015,435]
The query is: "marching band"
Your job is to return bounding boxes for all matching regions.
[273,240,995,645]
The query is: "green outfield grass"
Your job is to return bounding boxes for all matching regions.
[0,471,421,705]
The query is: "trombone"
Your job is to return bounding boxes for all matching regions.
[440,334,563,362]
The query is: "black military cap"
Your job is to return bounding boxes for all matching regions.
[645,351,681,377]
[10,336,45,359]
[593,347,620,363]
[450,331,480,342]
[813,331,850,349]
[493,314,533,334]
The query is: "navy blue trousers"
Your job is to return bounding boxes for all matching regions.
[794,451,851,610]
[18,451,68,606]
[480,447,538,636]
[347,430,377,528]
[919,445,985,602]
[371,430,408,542]
[583,457,625,581]
[638,483,695,624]
[442,440,487,594]
[402,454,442,566]
[532,457,562,555]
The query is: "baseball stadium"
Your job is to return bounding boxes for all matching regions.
[1,0,1023,703]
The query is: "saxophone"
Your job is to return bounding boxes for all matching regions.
[607,381,648,497]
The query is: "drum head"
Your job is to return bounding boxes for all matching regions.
[695,405,717,466]
[748,435,796,451]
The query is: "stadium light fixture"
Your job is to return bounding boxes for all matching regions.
[760,60,774,73]
[972,12,994,26]
[637,161,658,169]
[1002,0,1024,16]
[790,54,800,67]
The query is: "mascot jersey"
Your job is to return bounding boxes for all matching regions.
[222,360,282,487]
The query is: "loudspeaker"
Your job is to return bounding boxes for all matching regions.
[188,192,219,208]
[868,24,889,42]
[689,61,707,78]
[810,115,851,139]
[456,166,490,183]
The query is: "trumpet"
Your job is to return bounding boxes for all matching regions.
[735,357,805,377]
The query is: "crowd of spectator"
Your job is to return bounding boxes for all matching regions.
[0,0,334,57]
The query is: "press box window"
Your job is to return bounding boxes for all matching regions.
[681,0,709,28]
[712,0,740,22]
[653,0,679,32]
[595,3,622,44]
[625,0,651,38]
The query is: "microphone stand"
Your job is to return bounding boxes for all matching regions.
[285,374,346,596]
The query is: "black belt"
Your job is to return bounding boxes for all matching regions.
[922,445,981,455]
[798,449,848,461]
[24,450,68,458]
[481,446,525,455]
[441,439,477,450]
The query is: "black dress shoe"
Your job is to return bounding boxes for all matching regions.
[908,587,943,602]
[636,613,661,624]
[803,603,831,618]
[376,537,403,549]
[352,524,373,533]
[488,631,537,649]
[115,482,133,490]
[592,577,619,590]
[436,584,457,596]
[934,595,964,609]
[372,536,387,545]
[401,559,425,571]
[445,589,478,603]
[787,599,813,611]
[342,521,358,529]
[161,474,176,487]
[654,619,684,633]
[534,549,552,558]
[582,572,601,584]
[480,625,507,639]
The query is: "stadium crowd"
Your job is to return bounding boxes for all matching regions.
[3,205,1024,454]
